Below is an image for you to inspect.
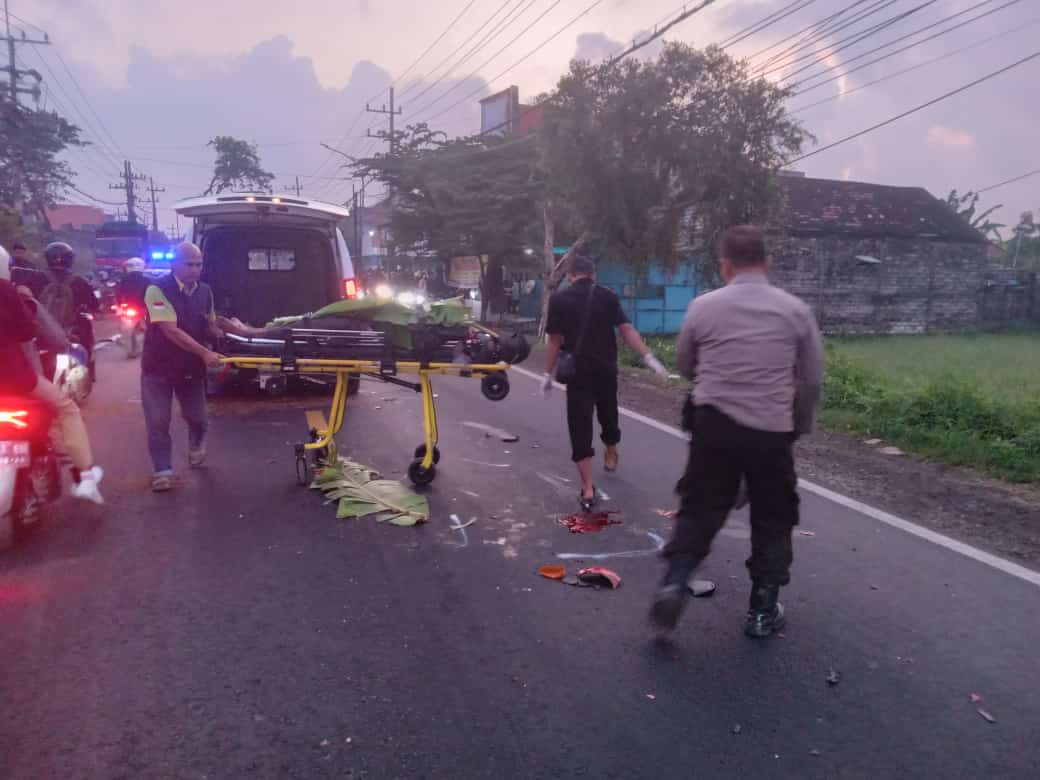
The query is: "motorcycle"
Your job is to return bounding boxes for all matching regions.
[0,399,61,551]
[114,302,145,358]
[38,336,93,407]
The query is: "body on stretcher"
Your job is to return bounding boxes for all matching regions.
[220,322,527,486]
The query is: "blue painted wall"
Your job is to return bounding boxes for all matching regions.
[595,260,700,334]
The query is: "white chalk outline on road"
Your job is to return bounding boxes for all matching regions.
[513,366,1040,588]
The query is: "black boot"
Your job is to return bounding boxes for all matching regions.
[744,583,785,639]
[650,558,694,631]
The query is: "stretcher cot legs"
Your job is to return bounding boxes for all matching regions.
[408,372,439,486]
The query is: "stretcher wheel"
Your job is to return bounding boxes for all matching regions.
[481,372,510,402]
[295,453,310,486]
[413,444,441,464]
[408,460,437,486]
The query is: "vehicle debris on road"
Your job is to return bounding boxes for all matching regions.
[826,669,842,686]
[577,567,621,589]
[557,510,622,534]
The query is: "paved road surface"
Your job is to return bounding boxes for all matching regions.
[2,346,1038,779]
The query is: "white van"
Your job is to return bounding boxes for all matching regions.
[174,193,360,327]
[174,193,361,394]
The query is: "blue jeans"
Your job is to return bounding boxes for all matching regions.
[141,373,208,476]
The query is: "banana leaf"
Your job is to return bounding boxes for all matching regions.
[312,456,429,526]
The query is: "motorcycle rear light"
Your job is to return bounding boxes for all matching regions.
[123,307,138,318]
[0,410,29,430]
[342,278,359,299]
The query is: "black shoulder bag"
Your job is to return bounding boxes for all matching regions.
[555,283,596,386]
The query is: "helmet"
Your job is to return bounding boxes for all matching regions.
[44,241,75,270]
[125,256,146,273]
[0,245,10,282]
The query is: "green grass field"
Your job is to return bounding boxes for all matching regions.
[624,332,1040,482]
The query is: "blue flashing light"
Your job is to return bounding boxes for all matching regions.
[151,251,164,260]
[164,252,174,260]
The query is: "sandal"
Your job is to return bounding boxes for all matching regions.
[579,486,598,513]
[151,474,173,493]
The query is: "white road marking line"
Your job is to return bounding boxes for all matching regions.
[512,366,1040,588]
[459,458,511,469]
[556,531,666,561]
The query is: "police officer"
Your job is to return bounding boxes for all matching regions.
[650,225,824,638]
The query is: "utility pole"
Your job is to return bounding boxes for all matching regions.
[147,177,165,230]
[109,160,147,225]
[366,86,403,155]
[288,175,303,197]
[1,0,48,106]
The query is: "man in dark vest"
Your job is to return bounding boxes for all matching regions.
[141,242,262,492]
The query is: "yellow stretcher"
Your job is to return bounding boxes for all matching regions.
[220,355,511,486]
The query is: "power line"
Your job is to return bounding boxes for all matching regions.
[465,0,714,136]
[423,0,605,124]
[409,0,554,116]
[788,0,1024,93]
[788,48,1040,164]
[788,17,1039,114]
[978,168,1040,194]
[393,0,481,88]
[405,0,538,107]
[66,184,122,207]
[760,0,943,80]
[604,0,718,67]
[747,0,881,66]
[750,0,900,72]
[719,0,818,50]
[398,0,518,100]
[50,46,130,162]
[23,45,124,171]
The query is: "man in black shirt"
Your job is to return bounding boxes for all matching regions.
[543,254,667,510]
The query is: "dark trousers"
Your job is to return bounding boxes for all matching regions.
[141,373,208,475]
[566,372,620,462]
[665,406,799,586]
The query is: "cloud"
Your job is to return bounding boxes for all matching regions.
[927,126,976,150]
[59,36,486,227]
[574,32,624,62]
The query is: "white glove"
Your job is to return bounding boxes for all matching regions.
[643,352,668,378]
[540,373,554,397]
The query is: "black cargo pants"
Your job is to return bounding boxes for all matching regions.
[664,405,800,586]
[565,370,620,462]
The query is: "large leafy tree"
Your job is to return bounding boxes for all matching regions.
[944,189,1004,241]
[0,103,84,223]
[538,42,808,299]
[205,136,274,194]
[354,123,541,320]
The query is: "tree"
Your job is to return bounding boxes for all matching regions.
[0,103,84,223]
[205,136,274,195]
[944,189,1005,241]
[536,42,809,324]
[354,123,541,321]
[1009,210,1039,269]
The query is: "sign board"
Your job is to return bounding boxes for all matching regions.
[449,255,483,289]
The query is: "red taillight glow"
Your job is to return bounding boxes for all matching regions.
[343,278,359,299]
[0,410,29,430]
[123,307,138,318]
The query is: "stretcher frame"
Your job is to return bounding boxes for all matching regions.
[220,355,511,486]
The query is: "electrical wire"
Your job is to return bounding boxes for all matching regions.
[788,17,1040,113]
[604,0,718,67]
[788,0,1024,93]
[787,48,1040,164]
[719,1,818,50]
[411,0,566,119]
[751,0,899,72]
[978,168,1040,194]
[747,0,880,66]
[760,0,943,80]
[393,0,481,89]
[421,0,604,123]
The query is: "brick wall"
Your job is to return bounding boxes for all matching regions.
[766,234,1031,334]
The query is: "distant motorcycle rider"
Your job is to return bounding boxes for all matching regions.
[116,256,149,309]
[40,241,98,367]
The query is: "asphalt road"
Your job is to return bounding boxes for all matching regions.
[2,343,1039,779]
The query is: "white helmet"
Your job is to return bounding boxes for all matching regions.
[0,245,10,281]
[125,256,146,273]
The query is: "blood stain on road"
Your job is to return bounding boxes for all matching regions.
[557,511,622,534]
